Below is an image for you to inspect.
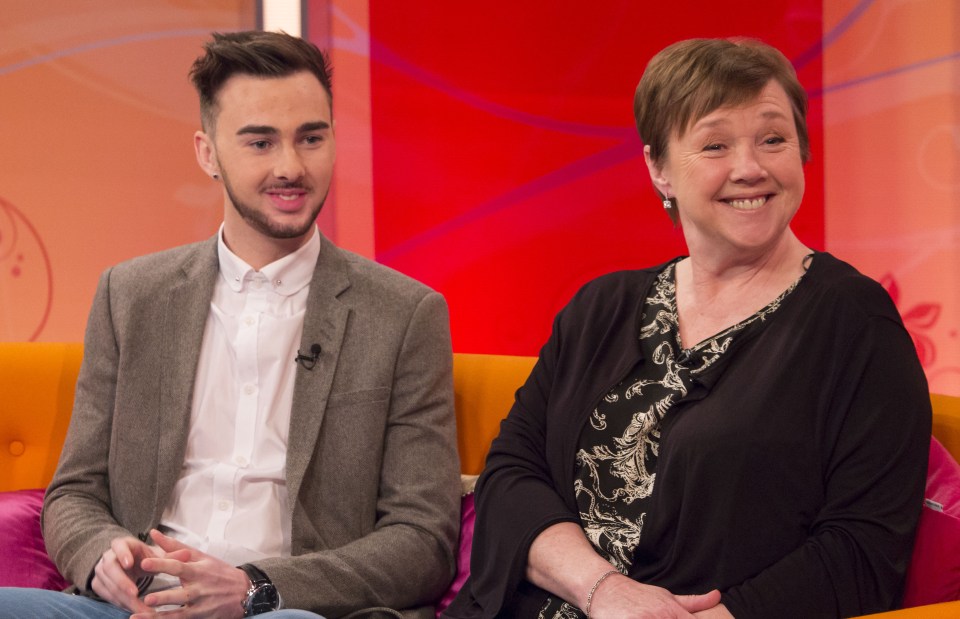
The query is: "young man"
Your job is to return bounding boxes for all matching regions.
[0,31,459,619]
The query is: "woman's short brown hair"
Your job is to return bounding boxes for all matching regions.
[634,38,810,167]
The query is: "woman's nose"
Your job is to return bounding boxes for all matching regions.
[729,146,767,183]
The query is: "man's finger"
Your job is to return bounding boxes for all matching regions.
[91,568,150,614]
[149,529,195,557]
[143,585,191,609]
[141,556,189,578]
[95,554,139,601]
[109,538,138,570]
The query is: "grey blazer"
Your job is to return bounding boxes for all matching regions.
[42,234,460,618]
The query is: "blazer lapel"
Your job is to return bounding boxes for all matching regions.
[154,238,219,520]
[285,235,352,516]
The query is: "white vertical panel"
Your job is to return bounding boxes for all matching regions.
[262,0,302,36]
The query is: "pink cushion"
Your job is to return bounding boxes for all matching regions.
[436,493,475,615]
[0,489,69,590]
[902,437,960,606]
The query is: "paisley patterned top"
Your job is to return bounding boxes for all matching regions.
[539,260,802,618]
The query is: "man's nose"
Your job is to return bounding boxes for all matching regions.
[274,146,305,181]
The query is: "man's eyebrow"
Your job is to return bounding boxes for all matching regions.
[299,121,331,132]
[235,122,330,136]
[236,125,278,136]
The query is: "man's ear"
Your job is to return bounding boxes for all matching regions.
[194,131,219,179]
[331,118,337,165]
[643,144,672,198]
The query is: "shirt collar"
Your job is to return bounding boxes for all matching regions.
[217,225,321,296]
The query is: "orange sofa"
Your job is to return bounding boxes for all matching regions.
[1,343,959,617]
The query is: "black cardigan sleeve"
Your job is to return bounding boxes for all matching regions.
[443,270,657,619]
[461,307,581,617]
[458,270,659,617]
[721,293,932,617]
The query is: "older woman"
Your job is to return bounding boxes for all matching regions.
[443,39,931,619]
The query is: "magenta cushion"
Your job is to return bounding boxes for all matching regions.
[0,489,69,590]
[902,437,960,606]
[436,493,475,615]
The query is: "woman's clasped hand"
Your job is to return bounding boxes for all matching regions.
[587,573,724,619]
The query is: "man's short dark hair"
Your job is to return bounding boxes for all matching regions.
[189,30,333,132]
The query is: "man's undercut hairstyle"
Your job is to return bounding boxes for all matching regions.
[190,30,333,133]
[634,38,810,166]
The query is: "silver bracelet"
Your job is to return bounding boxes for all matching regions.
[584,568,619,618]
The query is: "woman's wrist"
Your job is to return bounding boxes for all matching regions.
[584,569,620,617]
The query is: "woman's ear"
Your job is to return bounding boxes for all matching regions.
[643,144,672,198]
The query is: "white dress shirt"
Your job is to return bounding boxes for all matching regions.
[158,226,321,570]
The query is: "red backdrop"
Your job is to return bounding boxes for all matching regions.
[365,1,824,355]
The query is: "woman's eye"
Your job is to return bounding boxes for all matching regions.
[251,140,270,150]
[764,136,786,145]
[703,143,724,152]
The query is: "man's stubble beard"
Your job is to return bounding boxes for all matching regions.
[221,169,327,240]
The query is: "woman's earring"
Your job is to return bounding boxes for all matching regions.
[212,173,220,180]
[663,197,673,210]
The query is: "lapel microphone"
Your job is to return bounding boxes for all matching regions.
[294,343,322,370]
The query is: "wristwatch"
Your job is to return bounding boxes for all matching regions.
[239,563,282,616]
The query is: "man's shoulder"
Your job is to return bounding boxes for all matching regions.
[334,246,438,303]
[107,238,215,283]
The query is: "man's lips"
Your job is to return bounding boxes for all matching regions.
[265,187,308,211]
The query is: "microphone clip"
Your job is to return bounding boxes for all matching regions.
[295,343,322,370]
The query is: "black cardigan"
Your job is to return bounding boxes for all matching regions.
[444,253,931,619]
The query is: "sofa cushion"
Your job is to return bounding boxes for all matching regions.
[0,489,69,590]
[903,437,960,606]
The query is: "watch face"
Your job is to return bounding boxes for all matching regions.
[248,583,281,614]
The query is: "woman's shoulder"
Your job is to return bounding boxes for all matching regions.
[571,259,678,301]
[551,260,679,334]
[804,252,901,321]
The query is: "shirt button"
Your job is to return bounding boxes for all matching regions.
[243,384,255,396]
[218,500,230,511]
[244,316,255,326]
[235,456,249,467]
